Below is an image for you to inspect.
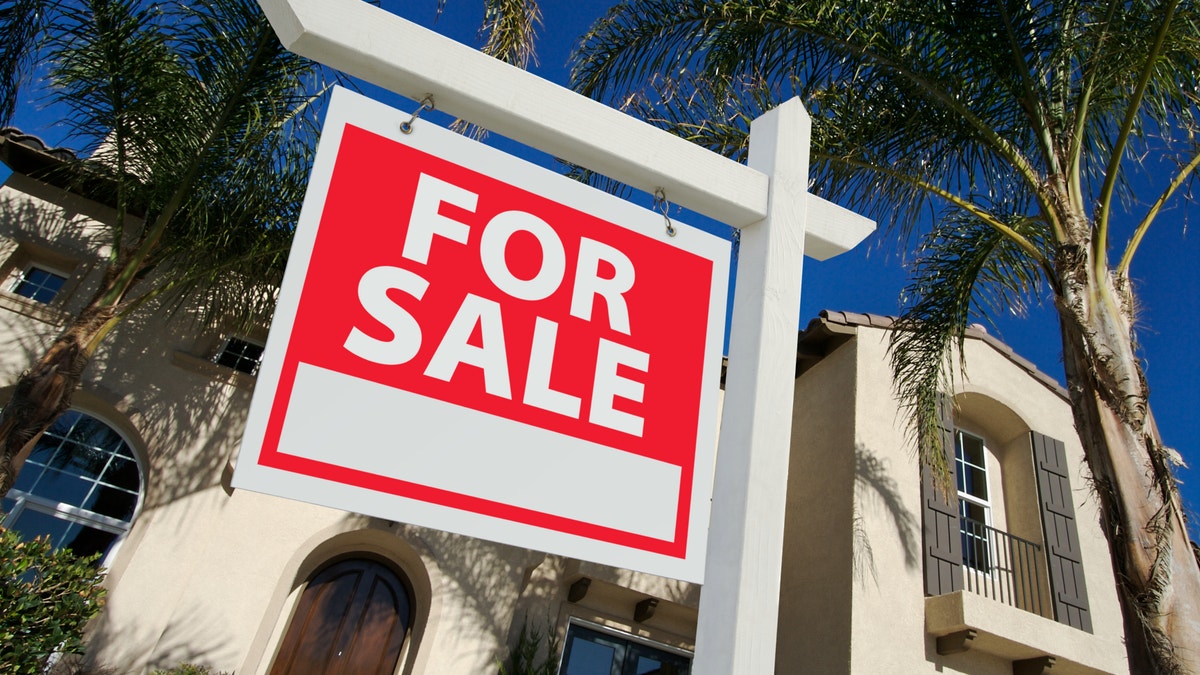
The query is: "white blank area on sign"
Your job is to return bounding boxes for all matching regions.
[278,363,683,542]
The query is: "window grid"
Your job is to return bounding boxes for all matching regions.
[955,430,992,572]
[214,337,265,375]
[10,265,67,304]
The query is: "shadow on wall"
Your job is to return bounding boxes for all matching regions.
[854,443,920,587]
[0,190,114,261]
[394,522,549,669]
[87,281,260,509]
[51,597,238,674]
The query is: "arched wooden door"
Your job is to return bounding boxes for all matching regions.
[270,557,413,675]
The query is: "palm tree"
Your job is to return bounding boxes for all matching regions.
[0,0,328,496]
[570,1,1200,672]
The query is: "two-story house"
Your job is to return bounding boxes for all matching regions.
[0,128,1129,674]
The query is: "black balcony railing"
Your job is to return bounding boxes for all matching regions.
[960,517,1051,618]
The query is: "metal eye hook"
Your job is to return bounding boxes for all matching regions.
[654,187,677,237]
[400,95,436,134]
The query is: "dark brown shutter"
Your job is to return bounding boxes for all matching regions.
[923,395,963,596]
[1031,432,1093,632]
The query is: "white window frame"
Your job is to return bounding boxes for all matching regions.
[8,263,70,304]
[956,429,994,572]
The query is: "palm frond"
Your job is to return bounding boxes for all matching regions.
[890,209,1048,489]
[26,0,327,324]
[479,0,541,69]
[0,0,45,125]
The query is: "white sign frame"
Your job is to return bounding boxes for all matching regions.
[233,86,730,583]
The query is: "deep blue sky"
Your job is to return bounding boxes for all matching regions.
[8,1,1198,536]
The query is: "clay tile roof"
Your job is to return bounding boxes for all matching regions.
[0,128,129,211]
[0,127,82,191]
[0,127,77,163]
[802,309,1067,399]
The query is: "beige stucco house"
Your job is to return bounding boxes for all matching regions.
[0,129,1128,674]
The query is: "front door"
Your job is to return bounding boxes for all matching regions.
[270,557,412,675]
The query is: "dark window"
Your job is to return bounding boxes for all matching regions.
[559,623,690,675]
[214,337,264,375]
[2,410,142,560]
[11,265,67,304]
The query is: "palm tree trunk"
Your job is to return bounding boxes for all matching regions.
[0,303,116,499]
[1056,252,1200,674]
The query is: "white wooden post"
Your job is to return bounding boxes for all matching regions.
[693,99,810,674]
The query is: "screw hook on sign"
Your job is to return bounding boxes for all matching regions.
[654,188,677,237]
[400,95,436,134]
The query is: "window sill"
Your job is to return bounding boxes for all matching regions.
[171,350,256,390]
[925,592,1123,674]
[0,291,69,326]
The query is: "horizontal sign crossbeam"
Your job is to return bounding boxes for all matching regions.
[258,0,873,257]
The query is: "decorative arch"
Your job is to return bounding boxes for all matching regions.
[952,390,1040,542]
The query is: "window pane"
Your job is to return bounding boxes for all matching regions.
[564,639,619,675]
[62,445,109,477]
[12,464,41,493]
[26,438,61,465]
[102,455,140,492]
[60,522,117,559]
[32,467,93,507]
[626,643,690,675]
[48,410,82,435]
[960,500,987,523]
[8,508,72,548]
[957,433,985,466]
[69,415,122,449]
[631,655,687,675]
[961,465,988,500]
[84,484,138,521]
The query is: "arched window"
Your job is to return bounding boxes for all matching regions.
[270,557,413,675]
[1,410,143,560]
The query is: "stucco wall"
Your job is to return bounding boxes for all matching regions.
[776,335,857,672]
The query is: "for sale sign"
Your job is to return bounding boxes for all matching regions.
[233,87,729,582]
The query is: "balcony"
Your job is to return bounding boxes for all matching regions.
[926,518,1123,674]
[959,517,1051,619]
